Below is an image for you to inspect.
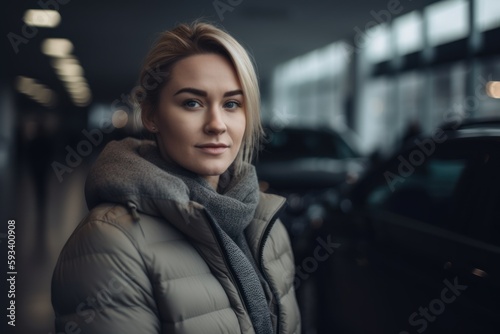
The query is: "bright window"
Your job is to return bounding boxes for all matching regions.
[425,0,469,46]
[394,11,423,55]
[270,41,351,129]
[365,23,391,63]
[475,0,500,31]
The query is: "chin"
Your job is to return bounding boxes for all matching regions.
[198,167,229,176]
[191,162,231,177]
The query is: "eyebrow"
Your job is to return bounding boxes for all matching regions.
[174,87,243,97]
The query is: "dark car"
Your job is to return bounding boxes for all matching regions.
[255,126,366,190]
[254,125,368,237]
[254,126,368,333]
[321,119,500,334]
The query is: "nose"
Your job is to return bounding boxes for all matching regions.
[204,107,227,135]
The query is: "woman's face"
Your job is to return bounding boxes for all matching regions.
[151,53,246,188]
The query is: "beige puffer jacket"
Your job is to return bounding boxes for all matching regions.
[51,141,301,334]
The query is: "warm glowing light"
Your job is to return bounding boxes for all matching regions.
[33,87,52,104]
[14,76,57,107]
[52,57,78,68]
[23,10,61,27]
[258,181,270,192]
[73,99,92,107]
[73,90,91,100]
[112,110,129,128]
[60,63,83,76]
[472,268,488,278]
[42,39,73,57]
[15,76,35,94]
[46,43,94,107]
[60,75,83,83]
[486,81,500,98]
[65,81,88,92]
[52,58,83,76]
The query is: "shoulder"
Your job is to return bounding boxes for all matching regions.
[53,204,154,288]
[52,203,184,308]
[60,203,185,261]
[52,204,162,332]
[60,204,145,257]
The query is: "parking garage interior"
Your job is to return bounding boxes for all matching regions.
[2,0,500,333]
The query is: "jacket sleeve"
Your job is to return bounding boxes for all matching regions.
[51,216,160,334]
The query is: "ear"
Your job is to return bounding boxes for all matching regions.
[141,105,157,133]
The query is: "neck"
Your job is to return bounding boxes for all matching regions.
[203,175,220,190]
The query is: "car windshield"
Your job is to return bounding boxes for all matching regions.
[259,129,358,161]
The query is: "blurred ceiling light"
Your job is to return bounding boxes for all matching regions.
[69,91,91,103]
[29,83,43,96]
[71,89,92,104]
[471,268,488,278]
[33,88,51,103]
[75,99,91,107]
[46,45,93,107]
[111,110,129,128]
[486,81,500,98]
[42,38,73,57]
[52,57,78,67]
[52,57,84,77]
[60,74,83,83]
[23,9,61,27]
[15,76,35,94]
[66,84,90,96]
[65,81,88,91]
[72,94,88,100]
[59,63,83,77]
[15,76,57,107]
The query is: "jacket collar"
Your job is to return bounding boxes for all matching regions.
[85,138,286,251]
[245,192,286,262]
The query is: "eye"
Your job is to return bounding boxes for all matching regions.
[183,100,202,109]
[224,100,242,110]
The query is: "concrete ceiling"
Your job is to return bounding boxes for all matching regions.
[4,0,426,108]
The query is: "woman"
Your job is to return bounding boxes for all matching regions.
[51,22,301,334]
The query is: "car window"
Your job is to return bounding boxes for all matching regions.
[366,158,466,229]
[333,135,358,159]
[362,138,499,240]
[260,129,356,161]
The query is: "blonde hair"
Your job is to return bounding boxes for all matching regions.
[135,21,262,174]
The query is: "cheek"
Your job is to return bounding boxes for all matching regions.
[157,110,192,140]
[156,119,191,154]
[163,125,192,148]
[232,114,247,144]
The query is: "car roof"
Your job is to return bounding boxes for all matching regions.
[441,117,500,138]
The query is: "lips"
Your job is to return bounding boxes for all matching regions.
[195,143,229,155]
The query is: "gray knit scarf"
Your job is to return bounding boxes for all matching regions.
[158,157,274,334]
[85,138,274,334]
